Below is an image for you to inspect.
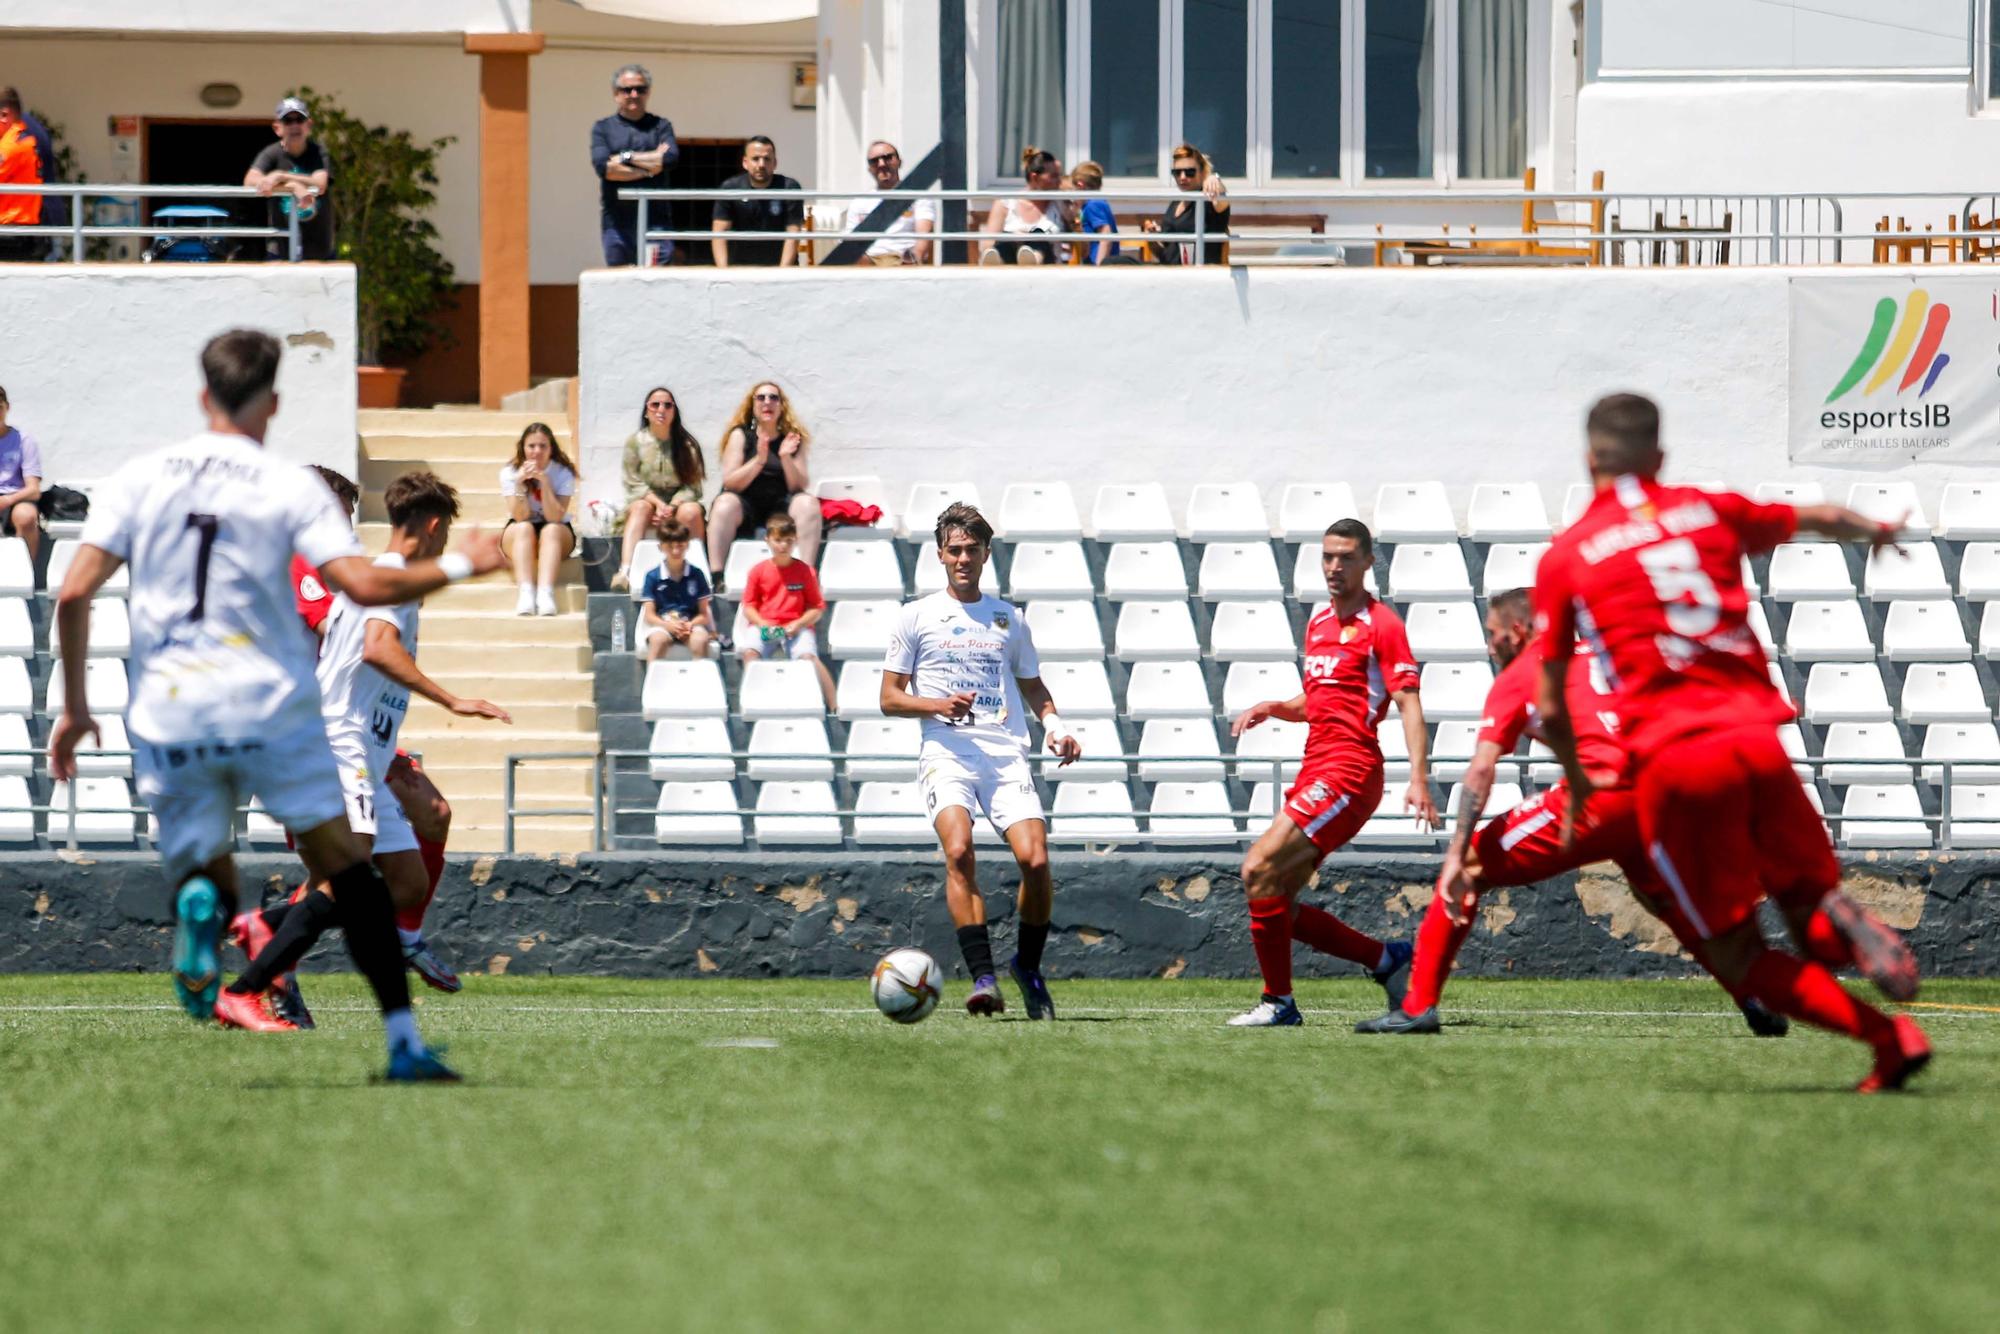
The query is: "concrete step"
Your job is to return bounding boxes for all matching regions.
[417,641,593,674]
[389,729,598,768]
[451,822,598,854]
[445,793,599,827]
[419,670,595,704]
[359,408,573,436]
[407,698,597,732]
[423,761,597,801]
[429,580,590,615]
[421,610,590,644]
[361,488,513,524]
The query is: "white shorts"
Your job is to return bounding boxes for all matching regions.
[741,627,819,660]
[335,754,419,857]
[919,746,1044,836]
[134,718,346,882]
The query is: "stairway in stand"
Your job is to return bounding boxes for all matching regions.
[356,408,598,853]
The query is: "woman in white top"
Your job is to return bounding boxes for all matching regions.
[979,146,1070,266]
[499,422,578,616]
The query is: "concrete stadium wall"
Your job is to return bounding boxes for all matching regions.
[0,265,359,481]
[575,264,1986,520]
[4,852,1993,980]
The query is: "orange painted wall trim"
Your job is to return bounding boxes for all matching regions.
[466,32,542,408]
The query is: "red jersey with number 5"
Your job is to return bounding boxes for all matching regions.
[1299,596,1420,774]
[1478,636,1626,781]
[1534,475,1796,762]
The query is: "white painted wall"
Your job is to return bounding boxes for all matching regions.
[1596,0,1968,73]
[0,0,530,35]
[0,266,358,481]
[576,265,1985,525]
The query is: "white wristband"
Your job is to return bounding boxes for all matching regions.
[1042,713,1072,745]
[439,552,474,583]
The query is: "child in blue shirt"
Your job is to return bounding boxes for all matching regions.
[639,521,715,660]
[1072,160,1120,264]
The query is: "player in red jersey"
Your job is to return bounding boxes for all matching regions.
[1355,587,1785,1036]
[1226,519,1439,1026]
[1535,393,1929,1092]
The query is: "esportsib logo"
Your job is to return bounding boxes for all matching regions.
[1826,289,1950,404]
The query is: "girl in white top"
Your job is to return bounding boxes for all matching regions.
[499,421,578,616]
[979,146,1070,266]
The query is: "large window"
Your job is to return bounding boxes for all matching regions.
[988,0,1534,186]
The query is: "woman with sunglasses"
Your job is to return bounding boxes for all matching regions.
[1147,143,1230,266]
[613,386,707,592]
[978,146,1070,266]
[706,382,822,580]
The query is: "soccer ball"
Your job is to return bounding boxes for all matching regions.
[871,948,943,1024]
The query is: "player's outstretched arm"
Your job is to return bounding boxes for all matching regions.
[1439,741,1505,923]
[47,544,122,780]
[1230,692,1306,735]
[320,527,506,607]
[361,621,512,723]
[1018,675,1080,767]
[1535,657,1593,847]
[1792,504,1906,554]
[880,669,971,722]
[1392,688,1439,828]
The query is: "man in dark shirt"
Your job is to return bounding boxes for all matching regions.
[710,136,802,268]
[590,63,679,266]
[245,98,334,260]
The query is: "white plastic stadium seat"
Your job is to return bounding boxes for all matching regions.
[1802,663,1892,723]
[1102,542,1188,600]
[1148,782,1239,844]
[1880,601,1969,662]
[0,714,29,776]
[721,539,770,594]
[1091,483,1175,542]
[1782,600,1873,663]
[0,598,29,656]
[642,660,728,721]
[1481,543,1548,599]
[853,782,932,844]
[901,482,981,543]
[1386,544,1473,600]
[738,661,826,720]
[0,775,32,842]
[1430,721,1483,784]
[826,599,901,660]
[1960,544,2000,600]
[50,599,132,659]
[654,781,743,846]
[1846,482,1929,538]
[1123,660,1211,719]
[1559,484,1593,531]
[746,719,834,781]
[1945,786,2000,848]
[46,777,137,843]
[999,481,1083,541]
[1766,544,1854,600]
[47,541,129,598]
[814,476,895,537]
[1358,788,1436,847]
[1277,483,1362,543]
[72,715,133,778]
[0,657,30,715]
[244,799,287,845]
[1186,483,1269,543]
[835,662,888,721]
[1372,483,1456,543]
[1446,782,1522,829]
[1465,484,1551,542]
[1222,660,1304,717]
[1137,718,1225,782]
[1769,661,1794,710]
[1292,544,1379,601]
[1937,483,2000,541]
[1050,782,1139,841]
[46,660,128,716]
[1420,662,1494,720]
[1921,723,2000,786]
[1403,602,1486,661]
[1114,601,1200,662]
[1007,541,1094,599]
[625,538,710,600]
[1778,723,1811,782]
[1231,717,1305,785]
[648,717,734,782]
[752,780,843,845]
[1838,784,1930,849]
[816,540,903,599]
[1037,660,1116,717]
[1196,543,1283,600]
[1899,662,1987,724]
[1025,600,1105,660]
[0,541,31,597]
[1746,602,1776,654]
[1983,603,2000,660]
[1863,543,1950,600]
[1208,601,1296,662]
[1819,723,1911,786]
[1754,481,1826,507]
[844,717,921,782]
[1038,716,1126,783]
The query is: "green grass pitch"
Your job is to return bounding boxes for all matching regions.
[2,973,1994,1331]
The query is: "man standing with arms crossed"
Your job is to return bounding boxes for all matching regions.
[881,503,1082,1017]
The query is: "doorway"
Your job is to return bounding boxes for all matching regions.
[662,138,766,266]
[143,118,281,255]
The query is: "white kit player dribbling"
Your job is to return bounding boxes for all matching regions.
[880,503,1082,1018]
[47,330,506,1081]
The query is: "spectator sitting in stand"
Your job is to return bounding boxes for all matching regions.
[245,97,335,261]
[0,384,42,562]
[706,381,821,581]
[737,513,835,710]
[844,141,935,266]
[979,146,1069,266]
[639,521,714,662]
[0,88,45,263]
[592,63,679,267]
[711,135,802,268]
[614,385,706,592]
[1142,142,1230,266]
[1071,160,1120,265]
[500,421,579,617]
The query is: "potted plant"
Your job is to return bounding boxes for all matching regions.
[293,88,456,408]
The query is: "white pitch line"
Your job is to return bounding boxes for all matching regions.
[1,1002,1996,1020]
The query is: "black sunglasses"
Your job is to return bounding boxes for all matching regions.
[1171,166,1200,178]
[616,85,650,95]
[280,116,308,126]
[649,400,677,411]
[867,153,898,167]
[753,392,783,403]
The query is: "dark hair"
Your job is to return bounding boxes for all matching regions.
[510,421,580,477]
[201,329,282,416]
[745,135,775,154]
[0,384,8,406]
[1489,587,1534,625]
[1324,517,1374,557]
[307,464,360,514]
[383,470,460,531]
[765,513,797,540]
[659,521,691,544]
[639,386,705,490]
[0,88,19,114]
[1020,145,1060,180]
[934,502,994,549]
[1586,392,1661,454]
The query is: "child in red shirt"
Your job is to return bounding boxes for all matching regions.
[738,513,835,708]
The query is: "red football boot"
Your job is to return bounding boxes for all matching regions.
[214,988,299,1033]
[1821,892,1921,1003]
[1856,1014,1932,1094]
[229,910,274,961]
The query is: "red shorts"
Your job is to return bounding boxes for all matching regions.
[1280,763,1385,858]
[1471,781,1661,899]
[1635,722,1839,941]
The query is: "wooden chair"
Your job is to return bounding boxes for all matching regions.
[1961,211,2000,262]
[1652,212,1733,266]
[1521,167,1606,264]
[1874,216,1955,265]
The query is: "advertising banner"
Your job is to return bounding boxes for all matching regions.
[1788,274,2000,462]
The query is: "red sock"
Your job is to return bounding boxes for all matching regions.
[1247,895,1295,998]
[1403,894,1473,1015]
[395,835,448,934]
[1290,903,1384,968]
[1798,907,1855,968]
[1743,950,1894,1050]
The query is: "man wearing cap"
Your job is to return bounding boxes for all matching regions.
[245,97,334,261]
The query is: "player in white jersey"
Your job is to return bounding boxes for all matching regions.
[47,329,505,1081]
[881,503,1082,1018]
[228,471,510,1024]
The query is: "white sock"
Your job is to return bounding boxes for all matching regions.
[397,926,422,948]
[518,580,533,595]
[537,583,554,595]
[384,1006,423,1055]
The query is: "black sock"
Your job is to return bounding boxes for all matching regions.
[257,901,297,934]
[957,924,996,981]
[228,891,338,994]
[1018,920,1050,976]
[328,861,413,1016]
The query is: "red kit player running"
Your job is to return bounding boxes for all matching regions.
[1355,587,1785,1037]
[1534,393,1929,1092]
[1226,519,1439,1027]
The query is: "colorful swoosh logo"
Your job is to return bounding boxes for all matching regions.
[1826,290,1950,403]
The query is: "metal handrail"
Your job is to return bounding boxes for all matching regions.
[0,182,303,261]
